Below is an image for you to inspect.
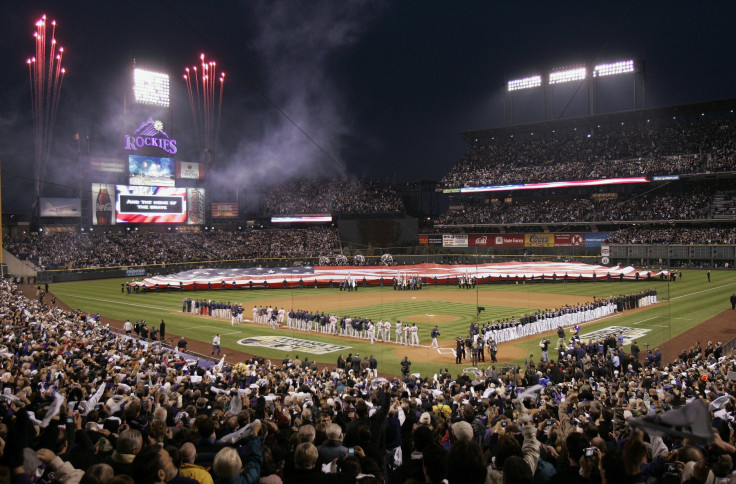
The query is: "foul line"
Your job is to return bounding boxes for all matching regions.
[52,293,172,312]
[671,282,732,301]
[632,316,661,326]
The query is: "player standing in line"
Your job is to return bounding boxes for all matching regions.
[430,325,440,349]
[410,323,419,346]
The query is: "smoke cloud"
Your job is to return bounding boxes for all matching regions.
[209,0,383,198]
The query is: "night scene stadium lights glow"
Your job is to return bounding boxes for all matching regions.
[508,60,635,90]
[548,66,587,85]
[593,60,635,77]
[133,68,170,107]
[507,75,542,92]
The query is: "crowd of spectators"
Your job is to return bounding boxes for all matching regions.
[440,117,736,188]
[436,189,713,226]
[3,228,340,270]
[263,178,405,215]
[605,227,736,245]
[2,275,736,484]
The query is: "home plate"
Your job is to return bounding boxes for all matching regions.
[426,314,435,317]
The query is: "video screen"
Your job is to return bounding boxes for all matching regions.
[128,155,175,186]
[116,185,187,224]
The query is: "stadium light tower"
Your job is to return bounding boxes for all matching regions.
[593,59,634,77]
[548,66,587,85]
[505,75,543,125]
[589,59,644,114]
[133,68,170,107]
[503,58,645,125]
[507,75,542,92]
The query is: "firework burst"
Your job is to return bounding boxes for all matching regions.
[26,14,66,201]
[183,53,225,164]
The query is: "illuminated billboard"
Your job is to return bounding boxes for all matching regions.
[92,183,117,225]
[186,188,205,225]
[116,185,187,224]
[176,161,206,180]
[124,117,177,155]
[442,177,650,194]
[128,155,175,186]
[271,215,332,223]
[212,202,238,218]
[40,198,81,218]
[89,156,126,174]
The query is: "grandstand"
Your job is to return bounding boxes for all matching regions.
[5,98,736,275]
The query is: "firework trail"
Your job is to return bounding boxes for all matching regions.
[26,15,66,202]
[183,54,225,164]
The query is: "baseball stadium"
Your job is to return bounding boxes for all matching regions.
[2,4,736,483]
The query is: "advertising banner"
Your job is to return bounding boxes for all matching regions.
[490,234,525,247]
[651,175,680,181]
[187,188,205,225]
[271,215,332,223]
[469,234,490,247]
[40,198,81,218]
[442,234,468,248]
[212,202,238,218]
[585,233,611,247]
[525,233,554,247]
[419,235,443,245]
[176,161,206,180]
[89,156,126,174]
[92,183,116,225]
[554,233,585,247]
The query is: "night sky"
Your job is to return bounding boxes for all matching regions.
[1,1,735,212]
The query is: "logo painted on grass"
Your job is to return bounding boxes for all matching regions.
[579,325,651,346]
[237,336,350,355]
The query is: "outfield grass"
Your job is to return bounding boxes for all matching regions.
[50,269,736,377]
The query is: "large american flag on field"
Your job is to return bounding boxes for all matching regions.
[130,261,664,290]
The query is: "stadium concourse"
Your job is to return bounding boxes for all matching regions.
[129,261,667,290]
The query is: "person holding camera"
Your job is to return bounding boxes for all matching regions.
[540,338,551,362]
[401,356,411,379]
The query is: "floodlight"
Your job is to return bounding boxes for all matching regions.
[548,66,586,85]
[507,75,542,92]
[133,68,170,107]
[593,60,634,77]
